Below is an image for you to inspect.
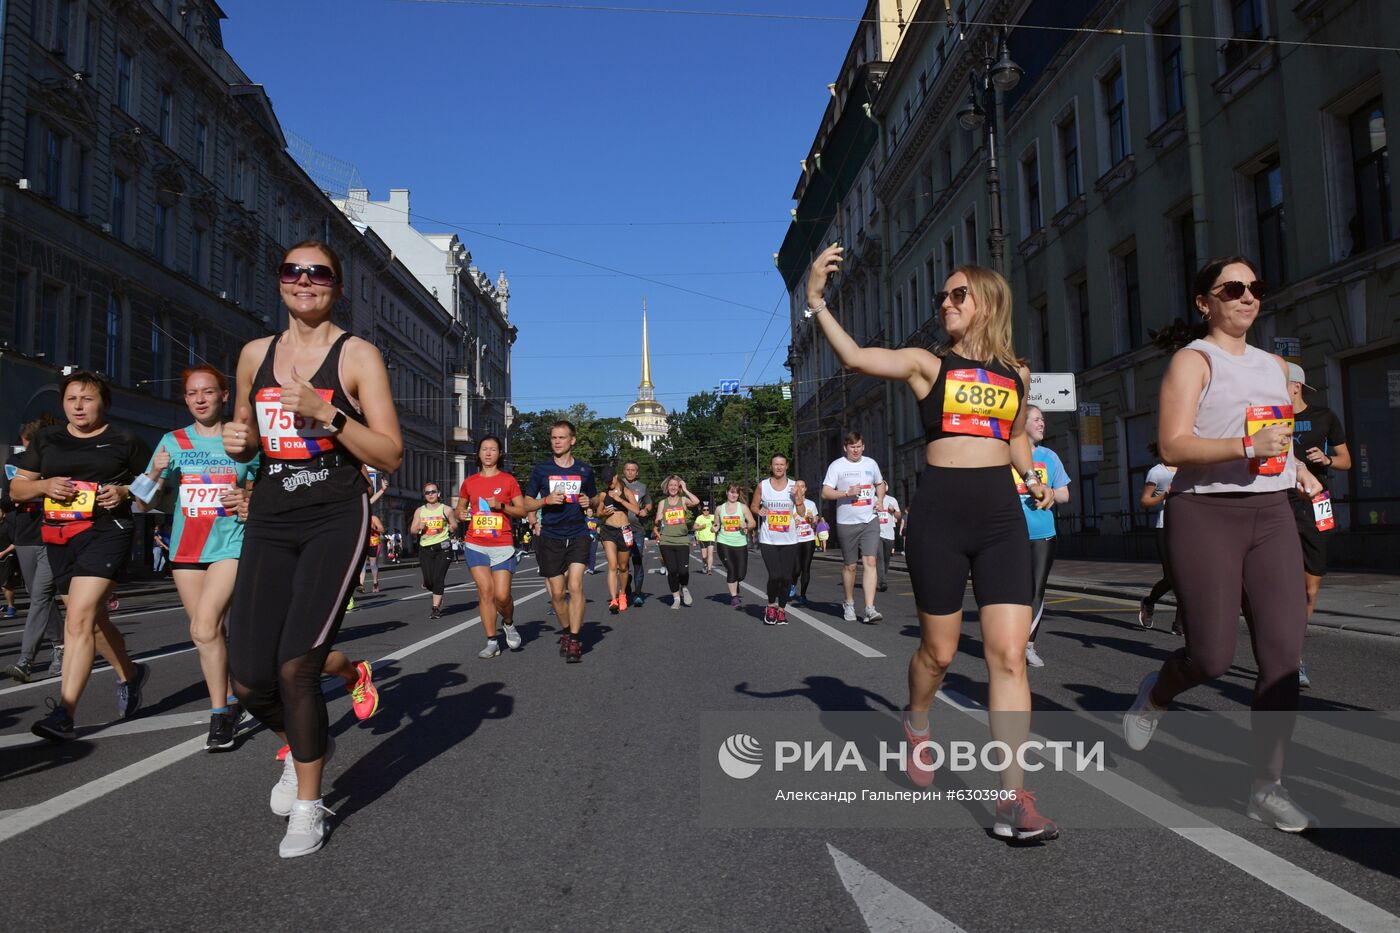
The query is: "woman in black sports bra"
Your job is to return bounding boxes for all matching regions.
[222,240,403,858]
[806,244,1060,843]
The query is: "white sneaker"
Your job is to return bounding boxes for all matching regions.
[1122,672,1162,751]
[681,586,693,606]
[671,596,681,610]
[1247,782,1318,833]
[279,799,334,858]
[49,644,64,677]
[270,735,334,816]
[842,601,857,623]
[503,623,521,650]
[1025,644,1044,668]
[478,638,502,659]
[862,605,883,624]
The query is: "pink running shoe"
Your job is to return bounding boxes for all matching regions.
[349,661,379,720]
[994,789,1059,841]
[902,712,936,788]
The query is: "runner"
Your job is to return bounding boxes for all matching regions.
[597,471,640,615]
[714,483,755,609]
[456,435,526,659]
[1138,447,1179,634]
[1017,405,1071,669]
[359,515,384,595]
[12,370,151,740]
[622,460,652,606]
[410,481,457,620]
[521,420,598,663]
[221,239,403,857]
[821,433,886,624]
[3,416,64,682]
[1286,363,1350,689]
[752,455,799,626]
[693,503,716,574]
[876,490,902,592]
[792,479,819,606]
[585,507,600,574]
[1123,256,1323,832]
[0,511,19,617]
[807,246,1060,841]
[653,475,700,610]
[151,525,170,574]
[134,365,258,750]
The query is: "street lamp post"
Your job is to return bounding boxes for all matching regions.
[956,29,1023,278]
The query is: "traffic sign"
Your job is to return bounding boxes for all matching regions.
[718,379,741,395]
[1027,373,1077,412]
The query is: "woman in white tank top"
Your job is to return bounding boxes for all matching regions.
[750,455,799,625]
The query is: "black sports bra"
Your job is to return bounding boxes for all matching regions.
[917,352,1025,444]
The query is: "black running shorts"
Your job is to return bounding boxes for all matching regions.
[47,523,133,591]
[1290,492,1328,577]
[536,534,590,578]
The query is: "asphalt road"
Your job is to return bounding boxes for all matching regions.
[1,546,1397,932]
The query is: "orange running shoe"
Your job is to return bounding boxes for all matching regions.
[902,711,936,788]
[618,593,629,613]
[350,661,380,720]
[993,789,1059,842]
[276,744,290,761]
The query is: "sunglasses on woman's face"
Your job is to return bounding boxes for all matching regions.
[424,489,439,496]
[1212,280,1266,302]
[278,263,338,287]
[933,286,970,307]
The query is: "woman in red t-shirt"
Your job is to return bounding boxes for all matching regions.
[455,435,527,659]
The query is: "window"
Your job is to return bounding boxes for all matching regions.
[1350,98,1394,252]
[14,271,30,354]
[82,15,96,73]
[190,226,206,284]
[1157,9,1184,120]
[115,48,133,112]
[1177,212,1198,319]
[924,256,938,319]
[158,87,173,145]
[40,284,61,362]
[53,0,72,57]
[1103,66,1129,166]
[105,293,122,378]
[940,138,953,188]
[907,275,919,337]
[153,202,170,263]
[1021,148,1042,235]
[1074,278,1092,367]
[110,172,128,240]
[232,155,245,201]
[45,128,65,204]
[151,315,169,392]
[1254,156,1287,285]
[1125,412,1158,529]
[230,254,247,305]
[962,210,978,265]
[1119,248,1143,350]
[194,120,208,174]
[1224,0,1263,71]
[1059,112,1082,202]
[1032,298,1050,372]
[68,296,86,365]
[941,234,955,284]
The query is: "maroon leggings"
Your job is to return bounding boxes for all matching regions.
[1150,491,1307,782]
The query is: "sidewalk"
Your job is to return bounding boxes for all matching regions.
[816,550,1400,638]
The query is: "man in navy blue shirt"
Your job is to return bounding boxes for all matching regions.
[522,420,598,663]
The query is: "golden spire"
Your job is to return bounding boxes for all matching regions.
[640,299,653,389]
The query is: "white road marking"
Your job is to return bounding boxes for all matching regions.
[827,843,967,932]
[0,710,212,750]
[0,587,550,845]
[934,687,1400,933]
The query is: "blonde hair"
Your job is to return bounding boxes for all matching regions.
[948,264,1019,371]
[662,474,684,496]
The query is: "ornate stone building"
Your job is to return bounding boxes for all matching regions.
[624,303,667,452]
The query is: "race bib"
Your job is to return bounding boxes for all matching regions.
[369,533,381,547]
[424,516,446,535]
[853,484,876,507]
[942,369,1018,439]
[663,507,686,526]
[178,471,235,518]
[44,481,98,521]
[1312,492,1335,532]
[766,510,792,531]
[796,518,815,541]
[472,513,505,533]
[622,526,634,547]
[1245,405,1294,477]
[721,514,743,533]
[1012,462,1050,495]
[255,386,336,459]
[548,475,583,503]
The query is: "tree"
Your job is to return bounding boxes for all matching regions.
[506,403,642,478]
[651,385,792,502]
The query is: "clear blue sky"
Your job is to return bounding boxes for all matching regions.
[222,0,862,420]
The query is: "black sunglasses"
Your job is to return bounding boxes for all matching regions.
[1212,280,1266,301]
[933,286,970,307]
[424,489,440,495]
[278,263,339,287]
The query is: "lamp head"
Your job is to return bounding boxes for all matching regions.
[989,35,1023,92]
[957,92,986,131]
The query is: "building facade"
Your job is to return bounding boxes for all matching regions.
[623,304,667,451]
[0,0,474,541]
[783,0,1400,567]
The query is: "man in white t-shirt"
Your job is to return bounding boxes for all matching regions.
[821,432,886,624]
[876,493,901,591]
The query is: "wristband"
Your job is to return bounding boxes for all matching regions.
[803,300,828,319]
[1242,436,1256,459]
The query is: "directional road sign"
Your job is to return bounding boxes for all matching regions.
[719,379,741,395]
[1027,373,1078,412]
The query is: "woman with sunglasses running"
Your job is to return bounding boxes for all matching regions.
[1124,258,1323,832]
[411,481,457,620]
[714,483,755,609]
[693,503,716,574]
[456,435,525,658]
[598,471,639,614]
[752,455,799,626]
[222,241,402,858]
[807,246,1059,842]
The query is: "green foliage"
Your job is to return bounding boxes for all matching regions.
[650,384,792,502]
[506,403,642,479]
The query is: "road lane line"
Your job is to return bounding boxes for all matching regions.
[933,687,1400,933]
[828,844,967,932]
[0,587,549,845]
[0,710,211,750]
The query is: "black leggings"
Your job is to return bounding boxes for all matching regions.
[1028,537,1056,641]
[229,495,368,763]
[718,541,748,584]
[1151,492,1307,782]
[420,543,450,596]
[1145,527,1175,608]
[660,543,690,593]
[628,536,645,596]
[796,540,815,596]
[759,543,798,607]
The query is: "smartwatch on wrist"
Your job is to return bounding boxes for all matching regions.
[324,409,348,433]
